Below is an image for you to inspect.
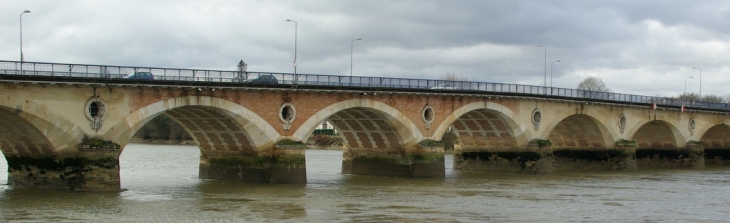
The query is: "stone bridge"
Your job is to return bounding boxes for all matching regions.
[2,74,729,191]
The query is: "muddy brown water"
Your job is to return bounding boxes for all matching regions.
[1,144,729,222]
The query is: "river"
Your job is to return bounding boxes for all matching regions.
[1,144,729,222]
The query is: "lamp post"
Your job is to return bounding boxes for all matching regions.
[286,19,297,82]
[537,45,546,87]
[350,38,361,77]
[684,76,693,94]
[20,10,31,62]
[692,67,702,99]
[550,59,560,87]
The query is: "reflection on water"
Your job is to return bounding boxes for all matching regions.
[1,144,730,222]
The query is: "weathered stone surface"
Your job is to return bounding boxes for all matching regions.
[454,142,553,174]
[636,144,705,169]
[7,149,121,191]
[341,145,445,178]
[199,148,307,184]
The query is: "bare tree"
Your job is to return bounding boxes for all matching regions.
[443,72,468,81]
[577,76,611,92]
[702,94,725,103]
[678,92,700,101]
[440,72,468,89]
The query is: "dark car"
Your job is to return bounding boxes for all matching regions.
[124,72,154,80]
[248,75,278,84]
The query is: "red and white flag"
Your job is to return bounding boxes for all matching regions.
[651,102,657,110]
[681,105,686,113]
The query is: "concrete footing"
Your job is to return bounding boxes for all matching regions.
[6,149,121,191]
[636,144,705,169]
[553,146,637,171]
[198,147,307,184]
[341,145,445,178]
[454,142,554,174]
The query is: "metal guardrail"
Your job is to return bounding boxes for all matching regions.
[2,60,729,111]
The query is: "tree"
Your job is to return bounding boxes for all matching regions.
[678,92,700,101]
[443,72,467,81]
[702,94,725,103]
[577,76,610,92]
[441,72,468,89]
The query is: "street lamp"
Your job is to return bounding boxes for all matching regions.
[350,38,362,77]
[550,59,560,87]
[286,19,297,82]
[537,45,546,87]
[684,76,693,94]
[20,10,31,62]
[692,67,702,99]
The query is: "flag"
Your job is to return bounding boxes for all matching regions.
[652,102,657,110]
[681,105,686,113]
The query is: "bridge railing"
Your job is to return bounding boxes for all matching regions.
[2,60,729,111]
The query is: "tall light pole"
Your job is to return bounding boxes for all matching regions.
[286,19,297,82]
[684,76,693,94]
[350,38,362,77]
[537,45,546,87]
[550,59,560,87]
[693,67,702,99]
[20,10,31,62]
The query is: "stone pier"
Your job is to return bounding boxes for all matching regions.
[341,144,445,178]
[198,146,307,184]
[453,140,554,174]
[6,149,121,191]
[636,141,704,169]
[552,141,637,171]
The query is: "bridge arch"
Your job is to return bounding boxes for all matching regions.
[0,97,84,157]
[629,120,684,149]
[292,99,423,148]
[542,108,617,149]
[432,101,530,148]
[107,96,280,151]
[699,124,730,148]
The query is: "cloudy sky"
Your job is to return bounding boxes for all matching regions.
[1,0,728,97]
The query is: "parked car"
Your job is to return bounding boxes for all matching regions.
[430,83,455,90]
[247,75,278,84]
[124,71,155,80]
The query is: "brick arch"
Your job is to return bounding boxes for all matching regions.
[700,124,730,148]
[630,120,684,149]
[107,96,279,151]
[432,101,529,147]
[291,99,422,147]
[328,108,407,149]
[0,98,83,157]
[451,110,520,149]
[547,114,614,149]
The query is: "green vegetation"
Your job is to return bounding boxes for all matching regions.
[530,139,552,147]
[418,139,444,147]
[81,135,120,150]
[616,139,637,147]
[275,139,305,146]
